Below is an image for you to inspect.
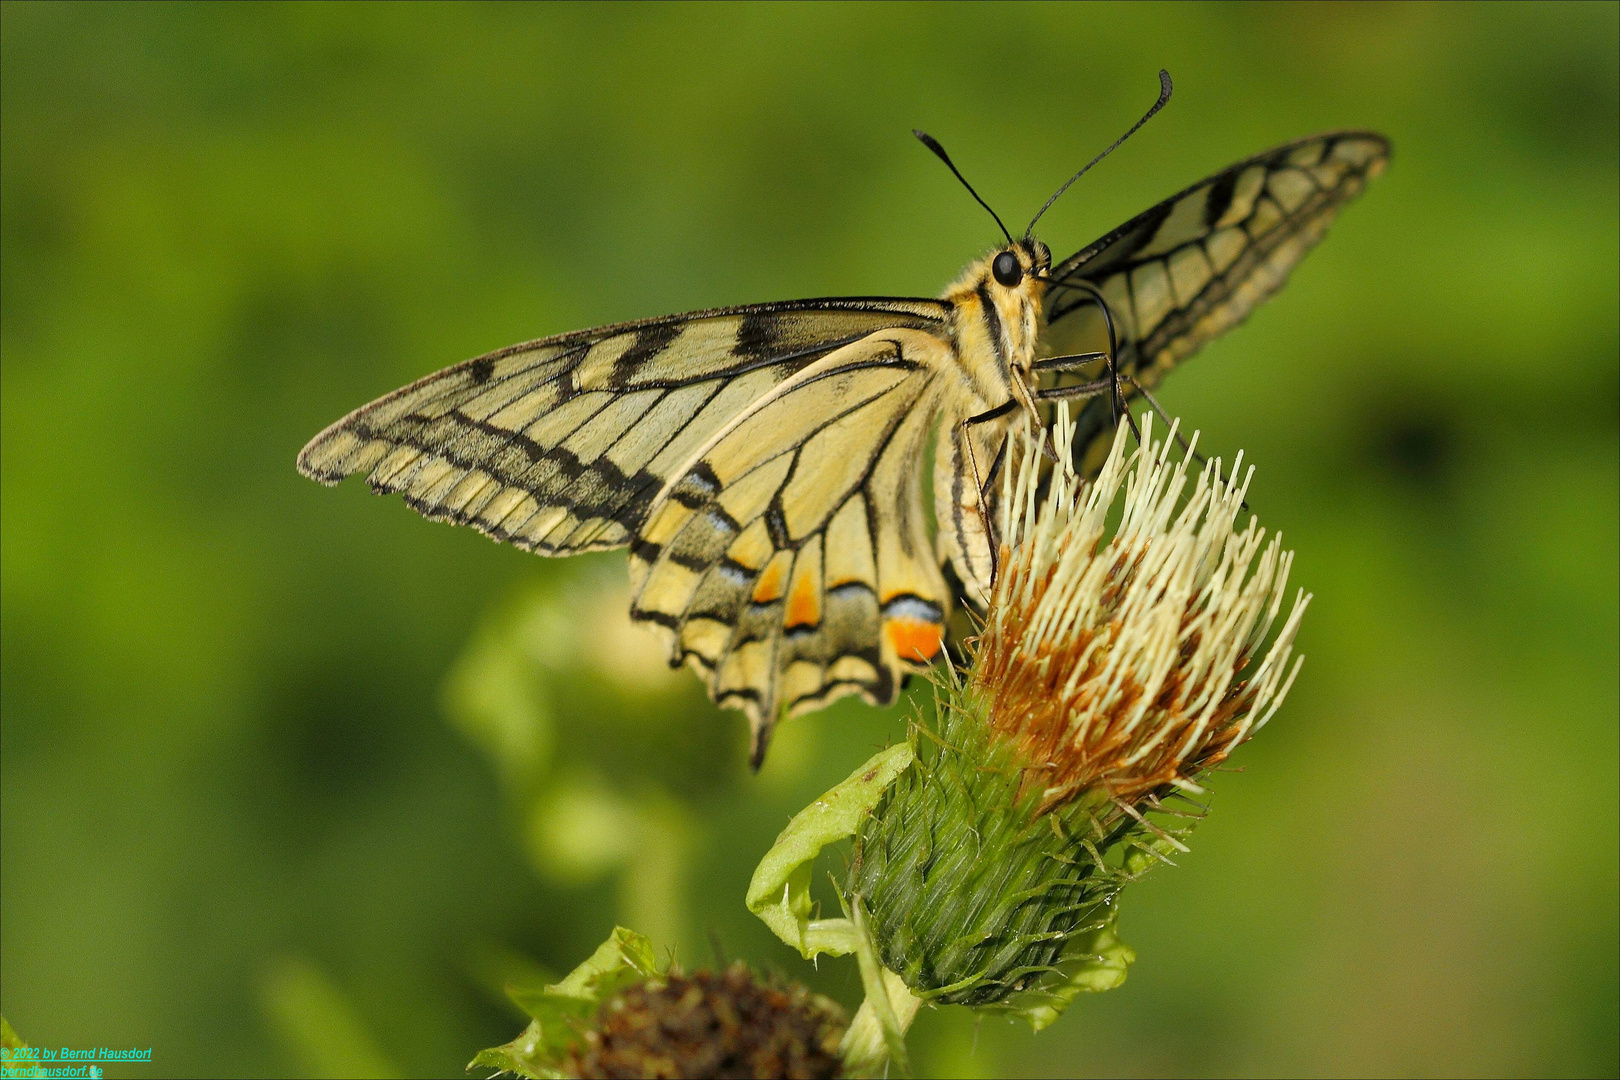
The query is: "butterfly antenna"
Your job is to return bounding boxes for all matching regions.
[913,129,1014,245]
[1026,69,1173,238]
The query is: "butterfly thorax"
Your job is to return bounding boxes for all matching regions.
[925,239,1055,606]
[939,239,1051,410]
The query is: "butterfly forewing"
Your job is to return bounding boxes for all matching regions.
[297,299,947,554]
[1038,131,1389,471]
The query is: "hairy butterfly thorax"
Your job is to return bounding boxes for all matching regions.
[926,239,1055,608]
[297,70,1387,766]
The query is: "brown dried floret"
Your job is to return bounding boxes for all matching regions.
[566,963,847,1079]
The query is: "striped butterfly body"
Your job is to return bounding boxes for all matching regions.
[299,117,1388,765]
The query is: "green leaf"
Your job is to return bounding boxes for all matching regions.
[1015,904,1136,1032]
[745,743,913,959]
[468,926,662,1077]
[2,1017,28,1051]
[468,1022,564,1080]
[527,925,660,1009]
[839,897,916,1078]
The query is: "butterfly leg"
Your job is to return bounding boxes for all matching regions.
[1110,371,1201,463]
[1033,374,1147,461]
[1041,358,1189,461]
[1031,351,1111,373]
[1043,278,1144,446]
[1035,377,1113,401]
[963,401,1016,501]
[1114,372,1241,502]
[1116,374,1185,448]
[1011,371,1063,464]
[1110,362,1146,448]
[1032,355,1242,500]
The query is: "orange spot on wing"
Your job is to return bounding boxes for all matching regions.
[751,560,787,604]
[885,617,943,664]
[785,574,821,629]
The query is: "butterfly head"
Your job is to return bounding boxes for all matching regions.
[989,238,1052,289]
[948,238,1050,304]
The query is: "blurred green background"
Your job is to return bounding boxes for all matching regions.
[3,3,1616,1077]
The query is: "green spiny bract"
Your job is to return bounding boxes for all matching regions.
[845,691,1168,1008]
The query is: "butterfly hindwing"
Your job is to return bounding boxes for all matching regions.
[628,328,955,763]
[296,299,947,554]
[1039,131,1389,470]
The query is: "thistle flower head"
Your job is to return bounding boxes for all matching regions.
[979,408,1309,811]
[838,410,1311,1015]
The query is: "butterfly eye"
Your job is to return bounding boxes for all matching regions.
[992,251,1023,287]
